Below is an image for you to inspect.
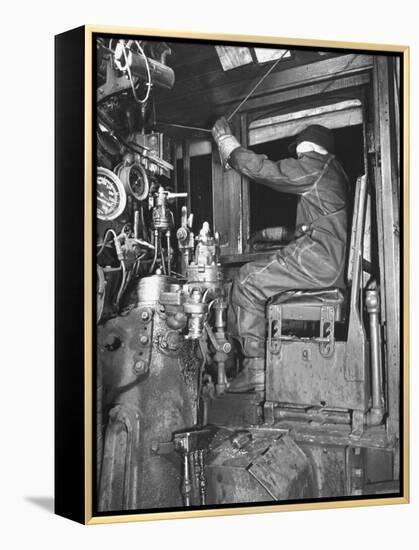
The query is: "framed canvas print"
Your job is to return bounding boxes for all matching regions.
[55,25,409,524]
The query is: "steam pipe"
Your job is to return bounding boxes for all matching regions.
[149,230,159,274]
[166,231,172,276]
[115,44,175,90]
[134,210,140,239]
[160,240,166,275]
[365,287,385,426]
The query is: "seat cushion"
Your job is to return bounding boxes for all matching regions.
[269,288,345,321]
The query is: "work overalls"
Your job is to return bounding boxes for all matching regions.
[228,147,350,359]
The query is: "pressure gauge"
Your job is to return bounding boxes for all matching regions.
[97,167,127,221]
[118,162,150,201]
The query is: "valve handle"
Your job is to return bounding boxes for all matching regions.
[167,192,188,199]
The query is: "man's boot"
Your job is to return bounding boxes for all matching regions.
[227,357,265,393]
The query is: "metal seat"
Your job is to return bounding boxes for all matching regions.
[265,176,370,416]
[269,288,345,322]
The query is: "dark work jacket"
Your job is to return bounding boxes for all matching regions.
[229,147,350,288]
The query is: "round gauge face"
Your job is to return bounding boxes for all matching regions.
[127,163,149,201]
[97,167,127,221]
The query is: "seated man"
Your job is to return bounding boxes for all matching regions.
[212,118,350,392]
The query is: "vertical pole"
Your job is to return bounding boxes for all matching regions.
[183,139,191,215]
[211,140,225,246]
[171,140,178,193]
[240,113,250,254]
[211,119,242,257]
[373,56,401,456]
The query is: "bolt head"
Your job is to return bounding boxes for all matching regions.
[133,360,146,375]
[140,335,149,345]
[222,342,232,353]
[141,311,149,320]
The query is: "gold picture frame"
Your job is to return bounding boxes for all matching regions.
[55,25,409,524]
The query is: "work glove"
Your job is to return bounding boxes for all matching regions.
[211,116,241,168]
[212,116,232,141]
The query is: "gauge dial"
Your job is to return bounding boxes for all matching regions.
[119,162,150,201]
[97,167,127,221]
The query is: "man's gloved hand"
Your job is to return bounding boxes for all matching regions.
[212,116,232,142]
[211,116,241,168]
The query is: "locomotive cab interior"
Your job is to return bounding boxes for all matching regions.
[95,38,401,511]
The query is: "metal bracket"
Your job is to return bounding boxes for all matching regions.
[150,440,175,455]
[157,329,183,356]
[97,60,133,102]
[268,303,336,357]
[350,409,365,440]
[268,305,282,356]
[319,305,335,358]
[345,446,365,496]
[132,306,154,377]
[264,401,275,426]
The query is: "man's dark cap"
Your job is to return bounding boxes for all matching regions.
[288,124,335,154]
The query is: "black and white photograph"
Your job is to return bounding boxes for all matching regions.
[92,30,405,518]
[2,0,419,544]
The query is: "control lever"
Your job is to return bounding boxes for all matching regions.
[150,186,188,275]
[166,191,188,200]
[176,206,195,276]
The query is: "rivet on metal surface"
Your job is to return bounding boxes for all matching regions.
[133,360,147,376]
[222,342,232,353]
[302,348,311,361]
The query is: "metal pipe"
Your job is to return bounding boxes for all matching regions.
[182,451,192,507]
[148,230,159,274]
[214,299,225,330]
[275,408,351,425]
[134,209,140,239]
[166,230,171,276]
[198,450,206,505]
[226,50,290,121]
[216,361,227,395]
[193,451,200,503]
[115,43,175,90]
[366,288,385,426]
[156,121,211,133]
[115,260,127,309]
[160,239,166,275]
